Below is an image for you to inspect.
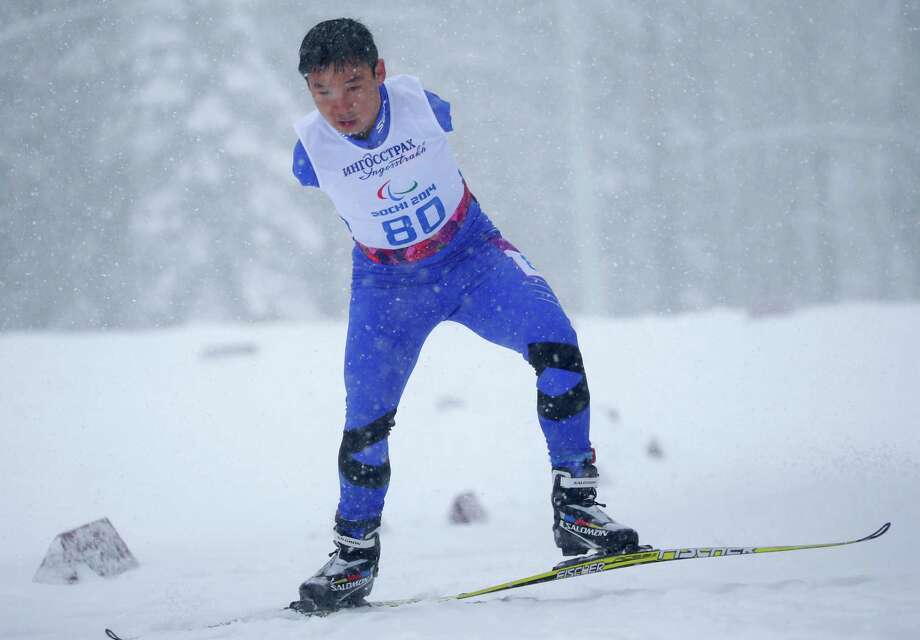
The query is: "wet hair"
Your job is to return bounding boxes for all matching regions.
[298,18,378,78]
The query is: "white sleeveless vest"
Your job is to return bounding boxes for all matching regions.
[294,75,465,249]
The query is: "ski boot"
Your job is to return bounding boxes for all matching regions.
[551,463,639,557]
[291,518,380,614]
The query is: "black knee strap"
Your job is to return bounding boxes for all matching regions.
[338,409,395,489]
[528,342,585,376]
[528,342,590,421]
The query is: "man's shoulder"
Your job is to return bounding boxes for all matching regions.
[293,108,336,157]
[385,75,452,133]
[294,109,324,136]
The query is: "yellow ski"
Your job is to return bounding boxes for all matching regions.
[454,522,891,600]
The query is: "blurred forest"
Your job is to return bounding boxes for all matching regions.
[2,0,918,330]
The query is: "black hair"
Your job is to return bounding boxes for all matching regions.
[298,18,378,78]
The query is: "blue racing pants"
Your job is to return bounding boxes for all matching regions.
[335,203,593,530]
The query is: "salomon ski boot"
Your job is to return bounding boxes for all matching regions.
[291,519,380,613]
[551,463,639,556]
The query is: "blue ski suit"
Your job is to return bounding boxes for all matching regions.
[294,84,594,535]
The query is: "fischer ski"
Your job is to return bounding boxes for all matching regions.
[450,521,891,600]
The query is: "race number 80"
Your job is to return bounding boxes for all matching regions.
[382,197,446,246]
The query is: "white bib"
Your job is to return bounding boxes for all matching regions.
[294,75,465,249]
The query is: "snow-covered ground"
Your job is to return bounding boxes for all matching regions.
[2,303,918,639]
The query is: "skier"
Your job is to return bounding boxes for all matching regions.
[290,18,639,611]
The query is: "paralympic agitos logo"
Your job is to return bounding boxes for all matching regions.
[377,179,419,202]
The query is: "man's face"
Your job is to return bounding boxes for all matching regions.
[307,59,386,137]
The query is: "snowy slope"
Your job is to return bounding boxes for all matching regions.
[1,304,918,639]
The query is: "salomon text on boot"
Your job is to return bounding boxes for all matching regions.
[551,464,639,557]
[291,518,380,613]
